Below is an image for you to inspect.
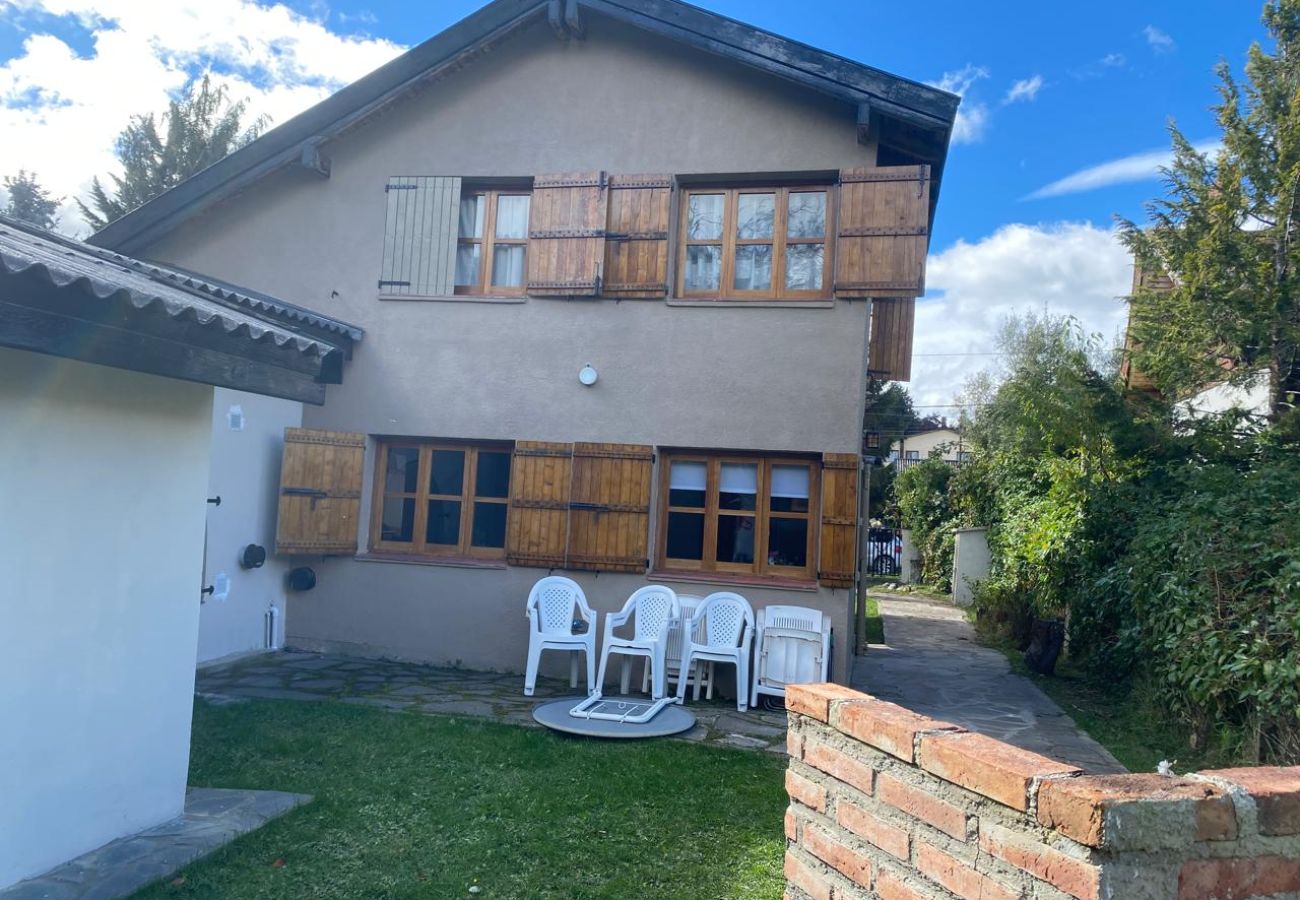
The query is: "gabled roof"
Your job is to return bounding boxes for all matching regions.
[88,0,959,255]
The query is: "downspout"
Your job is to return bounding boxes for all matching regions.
[855,299,873,654]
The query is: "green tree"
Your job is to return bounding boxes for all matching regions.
[79,75,268,230]
[1121,0,1300,432]
[2,169,61,230]
[863,380,918,454]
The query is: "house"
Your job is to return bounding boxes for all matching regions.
[88,0,958,686]
[889,427,968,468]
[0,217,358,888]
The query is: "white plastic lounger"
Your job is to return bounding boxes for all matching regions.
[750,604,831,708]
[567,694,678,724]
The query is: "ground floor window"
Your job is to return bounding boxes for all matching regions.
[371,439,512,559]
[657,452,818,579]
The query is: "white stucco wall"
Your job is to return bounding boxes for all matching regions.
[890,429,964,462]
[952,527,990,609]
[1175,370,1271,421]
[0,348,212,888]
[199,388,302,664]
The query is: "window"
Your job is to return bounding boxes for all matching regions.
[658,453,818,579]
[904,450,920,460]
[678,186,832,300]
[371,440,512,559]
[455,190,530,294]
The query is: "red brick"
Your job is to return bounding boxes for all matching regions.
[875,869,930,900]
[918,732,1080,811]
[978,822,1099,900]
[837,698,962,763]
[784,851,833,900]
[787,769,828,813]
[788,683,869,723]
[837,800,910,860]
[785,807,799,841]
[804,739,875,796]
[915,841,1019,900]
[1178,856,1300,899]
[805,823,874,889]
[1037,774,1236,848]
[877,772,968,840]
[1204,766,1300,836]
[787,730,806,760]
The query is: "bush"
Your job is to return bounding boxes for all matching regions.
[893,457,958,590]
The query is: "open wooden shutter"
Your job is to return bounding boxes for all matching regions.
[379,176,461,296]
[603,175,673,297]
[276,428,366,555]
[835,165,930,298]
[566,443,653,573]
[526,171,608,296]
[818,453,860,587]
[868,297,916,382]
[506,441,573,568]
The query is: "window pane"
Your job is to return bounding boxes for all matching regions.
[770,465,811,512]
[455,243,481,286]
[687,193,724,240]
[716,515,756,564]
[719,463,758,510]
[733,244,772,291]
[426,499,461,545]
[384,447,420,493]
[685,245,722,291]
[471,502,507,548]
[475,451,511,498]
[666,511,704,560]
[458,195,485,238]
[785,244,824,291]
[381,497,415,542]
[495,195,530,239]
[787,192,827,238]
[736,193,775,239]
[668,460,707,508]
[767,518,808,567]
[429,450,465,495]
[491,244,526,287]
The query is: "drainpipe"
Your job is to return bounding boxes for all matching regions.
[854,299,873,654]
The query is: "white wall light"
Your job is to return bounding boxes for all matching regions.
[578,364,598,386]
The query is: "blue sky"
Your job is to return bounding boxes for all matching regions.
[0,0,1273,405]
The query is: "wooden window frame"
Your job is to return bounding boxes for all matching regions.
[370,439,513,560]
[455,189,531,296]
[676,185,834,301]
[656,451,819,580]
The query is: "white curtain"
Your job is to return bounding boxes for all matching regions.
[492,245,526,287]
[669,460,707,491]
[719,463,758,495]
[495,195,530,239]
[771,465,810,499]
[458,195,484,238]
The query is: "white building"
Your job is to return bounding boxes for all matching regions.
[888,427,968,469]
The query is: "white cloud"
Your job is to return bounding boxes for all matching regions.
[1100,52,1127,67]
[0,0,404,233]
[928,64,990,145]
[909,223,1133,408]
[1144,25,1175,54]
[1025,140,1222,200]
[1002,74,1043,105]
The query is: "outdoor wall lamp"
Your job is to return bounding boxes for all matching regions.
[579,363,598,386]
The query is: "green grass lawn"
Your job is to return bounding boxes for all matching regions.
[132,700,787,900]
[862,593,884,645]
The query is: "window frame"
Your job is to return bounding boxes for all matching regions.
[655,451,820,580]
[676,185,835,301]
[370,438,514,560]
[455,189,531,296]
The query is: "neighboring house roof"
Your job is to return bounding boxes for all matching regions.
[87,0,960,255]
[0,215,361,404]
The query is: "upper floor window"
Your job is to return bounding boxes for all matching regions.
[455,190,531,294]
[678,186,832,300]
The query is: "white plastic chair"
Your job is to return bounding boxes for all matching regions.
[641,594,714,700]
[677,592,754,711]
[524,576,597,697]
[597,586,680,699]
[750,604,831,708]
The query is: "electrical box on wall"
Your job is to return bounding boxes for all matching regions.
[227,405,245,431]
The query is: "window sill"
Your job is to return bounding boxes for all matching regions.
[648,569,819,592]
[354,552,507,570]
[378,293,526,304]
[666,298,834,309]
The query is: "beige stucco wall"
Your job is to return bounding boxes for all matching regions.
[141,11,875,684]
[891,428,964,461]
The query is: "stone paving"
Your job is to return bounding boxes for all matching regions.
[852,593,1127,773]
[0,788,309,900]
[196,652,792,754]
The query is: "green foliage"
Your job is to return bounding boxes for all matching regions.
[893,456,958,590]
[863,380,919,452]
[1,169,60,230]
[79,75,267,230]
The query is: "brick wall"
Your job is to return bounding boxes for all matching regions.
[782,683,1300,900]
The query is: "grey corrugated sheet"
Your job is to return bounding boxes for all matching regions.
[0,216,360,358]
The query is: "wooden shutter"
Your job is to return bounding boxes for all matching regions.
[818,453,860,587]
[868,297,916,382]
[379,176,461,296]
[603,175,673,297]
[835,165,930,298]
[526,172,608,296]
[566,443,653,573]
[275,428,366,555]
[506,441,573,568]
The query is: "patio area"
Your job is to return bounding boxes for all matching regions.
[196,650,792,754]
